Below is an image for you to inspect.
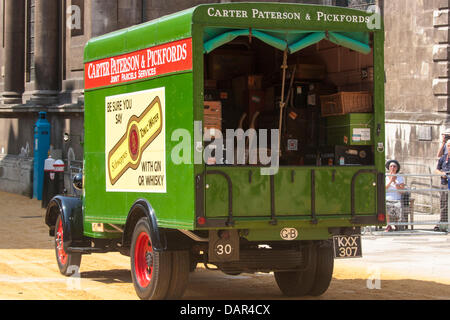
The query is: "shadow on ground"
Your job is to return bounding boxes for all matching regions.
[80,269,132,284]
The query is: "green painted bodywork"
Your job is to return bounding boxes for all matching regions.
[83,2,385,240]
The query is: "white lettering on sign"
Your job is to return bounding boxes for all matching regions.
[85,38,192,89]
[208,8,248,18]
[316,11,370,24]
[337,236,358,247]
[206,7,371,25]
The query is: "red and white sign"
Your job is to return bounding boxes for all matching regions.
[85,38,192,89]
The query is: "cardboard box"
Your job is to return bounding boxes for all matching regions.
[327,67,374,87]
[248,75,263,90]
[204,79,217,89]
[208,50,254,80]
[233,74,263,90]
[264,86,276,110]
[292,64,326,81]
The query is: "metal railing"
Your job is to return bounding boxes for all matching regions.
[383,173,449,233]
[401,163,434,215]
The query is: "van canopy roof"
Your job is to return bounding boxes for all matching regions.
[85,2,381,63]
[203,28,371,54]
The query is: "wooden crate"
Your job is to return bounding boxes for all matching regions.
[204,101,222,131]
[320,91,372,117]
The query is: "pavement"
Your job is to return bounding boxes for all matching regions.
[0,190,449,300]
[347,229,450,286]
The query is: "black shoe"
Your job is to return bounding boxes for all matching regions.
[434,226,440,232]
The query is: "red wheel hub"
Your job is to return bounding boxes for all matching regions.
[134,232,153,287]
[56,218,68,265]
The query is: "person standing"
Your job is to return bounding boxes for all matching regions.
[436,129,450,158]
[435,140,450,232]
[385,160,405,232]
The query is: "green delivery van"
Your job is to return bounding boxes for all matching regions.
[45,2,386,299]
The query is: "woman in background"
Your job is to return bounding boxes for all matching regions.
[385,160,405,232]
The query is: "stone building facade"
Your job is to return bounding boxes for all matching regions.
[383,0,450,178]
[0,0,374,195]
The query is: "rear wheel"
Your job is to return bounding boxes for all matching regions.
[130,217,189,300]
[274,243,317,297]
[308,241,334,296]
[165,251,190,299]
[54,215,81,276]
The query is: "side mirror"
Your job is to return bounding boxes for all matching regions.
[64,133,84,146]
[73,173,83,191]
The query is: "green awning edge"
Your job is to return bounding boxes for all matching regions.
[251,30,288,51]
[288,32,326,54]
[203,28,371,55]
[327,32,371,55]
[203,29,249,53]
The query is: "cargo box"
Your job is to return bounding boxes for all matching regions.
[326,113,374,146]
[208,50,254,80]
[292,64,326,80]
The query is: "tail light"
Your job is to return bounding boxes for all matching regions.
[197,216,206,225]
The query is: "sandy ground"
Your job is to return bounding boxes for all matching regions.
[0,191,449,300]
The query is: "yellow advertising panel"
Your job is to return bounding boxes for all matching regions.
[105,87,166,193]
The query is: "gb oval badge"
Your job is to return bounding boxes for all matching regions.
[280,228,298,241]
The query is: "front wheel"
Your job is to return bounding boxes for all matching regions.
[130,217,190,300]
[54,215,81,276]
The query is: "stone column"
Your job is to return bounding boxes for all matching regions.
[32,0,59,104]
[91,0,118,37]
[2,0,25,104]
[118,0,142,29]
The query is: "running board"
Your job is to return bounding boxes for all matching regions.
[67,247,109,254]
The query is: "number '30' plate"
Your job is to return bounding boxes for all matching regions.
[333,235,362,259]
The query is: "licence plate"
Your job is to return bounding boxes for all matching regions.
[333,235,362,259]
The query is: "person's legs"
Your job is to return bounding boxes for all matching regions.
[437,187,448,231]
[386,201,400,232]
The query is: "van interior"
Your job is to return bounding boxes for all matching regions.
[203,28,374,167]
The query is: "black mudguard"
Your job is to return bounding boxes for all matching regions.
[122,198,167,252]
[45,196,87,249]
